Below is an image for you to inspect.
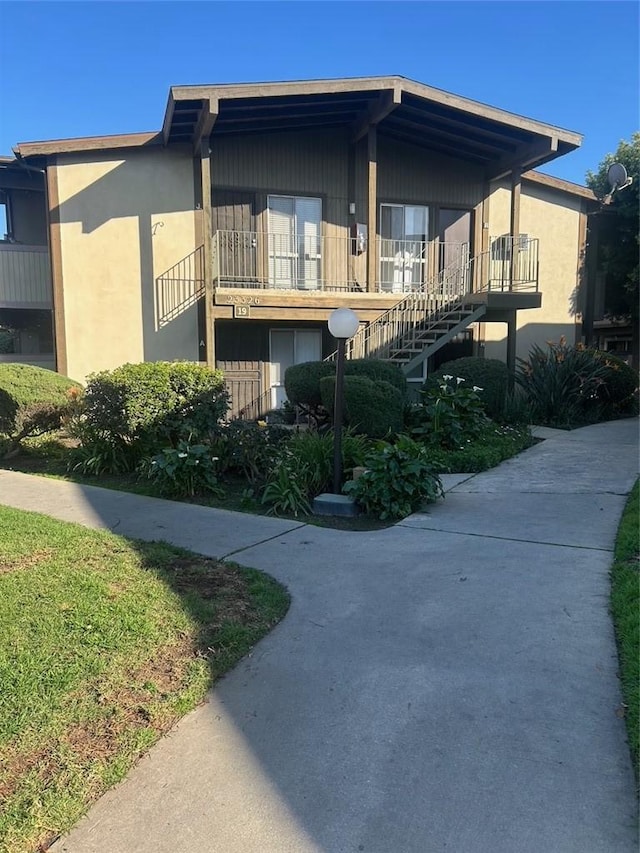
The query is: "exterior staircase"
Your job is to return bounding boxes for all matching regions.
[329,235,538,374]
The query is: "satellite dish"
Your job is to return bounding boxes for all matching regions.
[607,162,631,191]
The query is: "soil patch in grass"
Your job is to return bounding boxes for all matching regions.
[0,506,289,853]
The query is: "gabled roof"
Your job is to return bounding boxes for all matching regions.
[16,76,583,180]
[163,76,582,179]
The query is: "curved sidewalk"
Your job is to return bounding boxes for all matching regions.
[1,418,638,852]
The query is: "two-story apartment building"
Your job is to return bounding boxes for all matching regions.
[2,76,597,415]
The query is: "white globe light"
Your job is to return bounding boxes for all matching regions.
[328,307,359,339]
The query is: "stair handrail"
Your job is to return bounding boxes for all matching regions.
[325,236,539,362]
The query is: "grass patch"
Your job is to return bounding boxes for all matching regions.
[0,505,289,853]
[424,424,535,473]
[610,479,639,784]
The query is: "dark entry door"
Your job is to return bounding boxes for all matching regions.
[438,209,472,297]
[211,190,257,284]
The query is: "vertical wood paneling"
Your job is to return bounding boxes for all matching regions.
[0,246,51,305]
[377,136,484,209]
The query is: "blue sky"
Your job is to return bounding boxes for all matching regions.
[0,1,638,184]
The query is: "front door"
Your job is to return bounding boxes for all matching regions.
[379,204,429,293]
[269,328,322,409]
[438,209,472,298]
[267,196,322,290]
[211,190,256,284]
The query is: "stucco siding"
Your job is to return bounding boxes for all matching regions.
[54,146,198,381]
[483,180,583,361]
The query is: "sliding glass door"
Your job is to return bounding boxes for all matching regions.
[267,195,322,290]
[379,204,428,293]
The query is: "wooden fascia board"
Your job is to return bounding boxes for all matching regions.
[170,77,402,103]
[351,87,402,143]
[192,98,219,154]
[17,132,162,158]
[400,79,583,147]
[162,91,176,145]
[522,170,597,201]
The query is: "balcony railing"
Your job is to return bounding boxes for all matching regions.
[0,244,52,306]
[212,230,362,292]
[211,231,538,295]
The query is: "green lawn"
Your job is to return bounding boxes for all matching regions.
[0,506,289,853]
[610,479,639,784]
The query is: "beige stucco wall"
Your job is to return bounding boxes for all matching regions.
[481,180,584,362]
[54,146,198,381]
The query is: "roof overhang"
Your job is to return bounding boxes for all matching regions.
[163,76,582,177]
[14,76,583,180]
[522,170,597,202]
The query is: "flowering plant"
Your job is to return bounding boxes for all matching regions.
[409,376,489,449]
[141,439,223,498]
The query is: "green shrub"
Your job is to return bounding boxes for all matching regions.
[76,362,229,472]
[516,340,611,428]
[284,361,335,410]
[259,428,371,515]
[593,352,638,410]
[320,375,404,439]
[141,440,223,499]
[345,359,407,398]
[344,434,444,520]
[426,423,534,473]
[261,450,312,517]
[0,363,81,453]
[426,357,509,420]
[284,359,407,419]
[208,421,290,485]
[409,377,489,449]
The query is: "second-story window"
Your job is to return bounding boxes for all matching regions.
[267,195,322,290]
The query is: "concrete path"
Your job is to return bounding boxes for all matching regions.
[1,419,638,853]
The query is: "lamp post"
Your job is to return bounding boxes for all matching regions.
[328,307,359,494]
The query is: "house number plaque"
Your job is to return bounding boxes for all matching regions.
[234,304,251,318]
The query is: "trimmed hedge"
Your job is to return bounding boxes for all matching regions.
[284,361,335,410]
[284,358,407,412]
[344,359,407,397]
[0,364,81,450]
[426,357,510,420]
[320,375,404,439]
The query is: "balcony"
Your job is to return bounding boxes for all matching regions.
[0,244,52,307]
[212,231,539,296]
[212,231,362,292]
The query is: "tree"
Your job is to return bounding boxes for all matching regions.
[586,133,639,364]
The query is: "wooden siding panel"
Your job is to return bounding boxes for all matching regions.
[377,136,484,209]
[211,129,349,224]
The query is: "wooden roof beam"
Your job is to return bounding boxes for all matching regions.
[487,136,559,180]
[351,87,402,143]
[192,98,218,155]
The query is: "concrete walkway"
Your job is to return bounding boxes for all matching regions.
[1,419,638,853]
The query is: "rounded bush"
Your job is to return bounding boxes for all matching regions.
[284,361,335,409]
[320,375,403,439]
[344,359,407,398]
[0,363,81,445]
[426,357,510,420]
